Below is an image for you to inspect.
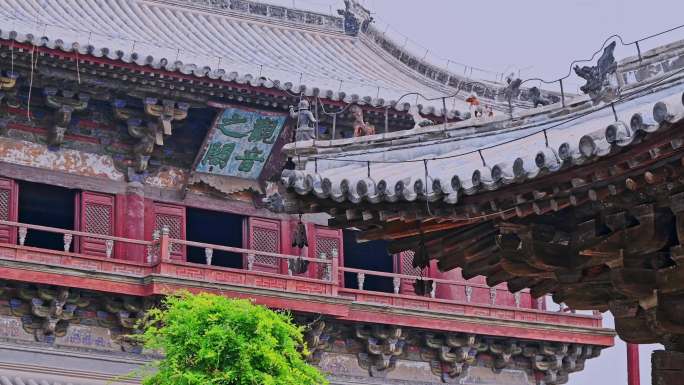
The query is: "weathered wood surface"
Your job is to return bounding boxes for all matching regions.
[301,121,684,384]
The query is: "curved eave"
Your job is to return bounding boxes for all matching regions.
[0,12,461,118]
[283,84,684,205]
[0,32,471,120]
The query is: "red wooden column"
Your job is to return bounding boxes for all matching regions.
[124,182,145,262]
[627,343,640,385]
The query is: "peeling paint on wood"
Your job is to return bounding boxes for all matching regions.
[144,166,187,189]
[0,137,125,181]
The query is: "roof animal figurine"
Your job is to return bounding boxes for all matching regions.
[466,95,484,119]
[529,87,551,108]
[574,41,618,103]
[289,100,317,141]
[503,75,522,113]
[338,0,373,36]
[408,105,434,129]
[350,105,375,137]
[261,182,287,213]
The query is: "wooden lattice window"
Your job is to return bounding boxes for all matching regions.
[315,236,339,259]
[313,227,343,282]
[0,178,18,244]
[84,203,113,235]
[394,250,428,295]
[153,203,186,260]
[0,189,8,221]
[247,218,281,274]
[400,250,423,276]
[79,192,115,257]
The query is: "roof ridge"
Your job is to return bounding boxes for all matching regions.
[151,0,345,32]
[358,23,568,109]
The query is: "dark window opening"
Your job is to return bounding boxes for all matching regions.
[18,181,76,251]
[343,230,393,293]
[186,208,244,269]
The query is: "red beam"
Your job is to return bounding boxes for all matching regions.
[0,266,150,296]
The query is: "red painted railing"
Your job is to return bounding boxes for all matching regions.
[0,220,604,330]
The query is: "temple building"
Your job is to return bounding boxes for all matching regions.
[0,1,613,384]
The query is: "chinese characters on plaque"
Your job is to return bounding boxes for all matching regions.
[196,107,287,180]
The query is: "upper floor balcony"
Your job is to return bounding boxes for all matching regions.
[0,217,612,347]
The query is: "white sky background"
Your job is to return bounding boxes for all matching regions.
[258,0,684,384]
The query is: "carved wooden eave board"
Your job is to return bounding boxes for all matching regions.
[0,0,561,118]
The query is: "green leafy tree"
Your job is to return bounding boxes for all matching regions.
[140,292,327,385]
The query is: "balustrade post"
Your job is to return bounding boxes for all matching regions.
[357,272,365,290]
[246,253,255,270]
[393,277,401,294]
[465,285,473,303]
[331,253,339,296]
[514,291,521,308]
[148,230,160,264]
[63,233,72,252]
[430,282,436,298]
[18,226,27,246]
[319,252,330,281]
[159,226,171,261]
[205,248,213,266]
[105,239,114,258]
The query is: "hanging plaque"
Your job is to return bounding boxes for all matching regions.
[195,106,287,180]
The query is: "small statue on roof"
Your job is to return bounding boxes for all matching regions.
[503,75,522,111]
[408,105,434,129]
[289,99,317,141]
[338,0,373,36]
[350,105,375,137]
[574,41,618,103]
[528,87,551,108]
[466,95,484,119]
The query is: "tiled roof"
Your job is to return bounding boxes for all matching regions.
[282,40,684,204]
[0,0,443,114]
[0,0,555,116]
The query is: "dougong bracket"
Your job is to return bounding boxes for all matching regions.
[44,88,90,147]
[143,97,189,137]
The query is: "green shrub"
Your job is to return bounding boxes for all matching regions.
[140,292,327,385]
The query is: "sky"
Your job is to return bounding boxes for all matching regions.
[257,0,684,384]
